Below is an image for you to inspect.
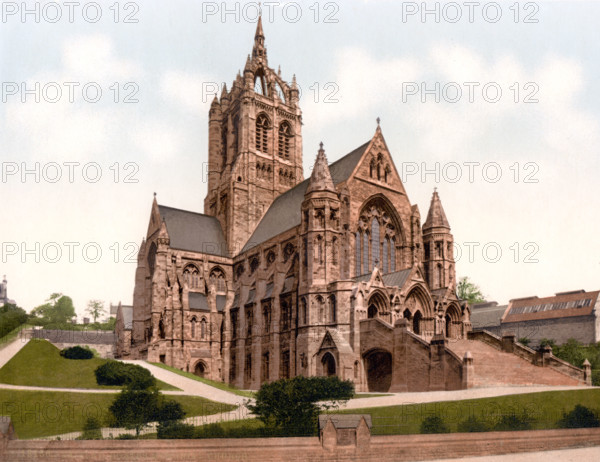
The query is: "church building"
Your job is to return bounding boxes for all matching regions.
[120,19,474,392]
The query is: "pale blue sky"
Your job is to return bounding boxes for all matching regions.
[1,1,599,317]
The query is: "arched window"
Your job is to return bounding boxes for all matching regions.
[201,318,207,339]
[183,264,200,289]
[363,233,369,274]
[316,235,323,264]
[317,296,325,323]
[390,238,396,272]
[437,264,443,287]
[278,122,292,158]
[331,237,338,265]
[413,311,422,335]
[371,218,380,269]
[328,295,336,323]
[355,232,361,277]
[147,242,157,276]
[209,268,226,293]
[300,297,307,325]
[382,238,389,273]
[255,114,269,153]
[191,318,197,339]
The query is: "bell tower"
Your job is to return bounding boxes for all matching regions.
[204,16,303,255]
[422,189,456,291]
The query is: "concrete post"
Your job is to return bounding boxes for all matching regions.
[462,351,474,389]
[583,359,592,386]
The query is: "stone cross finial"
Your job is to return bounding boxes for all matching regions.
[319,141,324,150]
[376,117,380,126]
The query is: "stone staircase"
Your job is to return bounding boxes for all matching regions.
[446,339,583,387]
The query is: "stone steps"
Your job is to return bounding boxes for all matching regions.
[446,339,582,387]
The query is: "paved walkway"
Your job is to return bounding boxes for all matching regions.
[121,360,246,406]
[0,335,30,369]
[341,385,592,410]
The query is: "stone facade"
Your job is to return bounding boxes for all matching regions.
[120,19,472,392]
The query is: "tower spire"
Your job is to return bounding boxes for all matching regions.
[252,13,267,61]
[424,189,450,230]
[306,142,335,193]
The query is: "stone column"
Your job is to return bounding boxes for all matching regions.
[462,351,474,389]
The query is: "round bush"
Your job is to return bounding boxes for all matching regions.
[94,361,155,388]
[60,346,94,360]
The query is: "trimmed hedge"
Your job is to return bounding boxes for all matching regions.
[94,361,155,388]
[60,346,94,360]
[558,405,600,429]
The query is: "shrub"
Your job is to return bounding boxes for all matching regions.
[420,415,450,434]
[80,417,103,439]
[158,422,195,439]
[115,433,136,439]
[494,411,533,431]
[60,346,94,360]
[558,405,600,429]
[457,415,488,433]
[95,361,155,388]
[517,338,530,347]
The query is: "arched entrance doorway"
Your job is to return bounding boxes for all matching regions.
[413,311,422,335]
[321,353,336,377]
[445,314,451,338]
[194,361,206,378]
[368,304,378,318]
[364,350,392,392]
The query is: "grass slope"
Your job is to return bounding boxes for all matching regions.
[0,323,32,350]
[0,389,236,439]
[150,362,255,398]
[335,389,600,435]
[0,339,179,390]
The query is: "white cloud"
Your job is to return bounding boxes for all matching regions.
[160,70,220,114]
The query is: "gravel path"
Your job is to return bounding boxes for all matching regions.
[0,335,30,369]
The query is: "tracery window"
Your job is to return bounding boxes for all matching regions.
[278,122,292,158]
[355,201,400,275]
[209,268,226,293]
[255,114,269,153]
[183,264,201,289]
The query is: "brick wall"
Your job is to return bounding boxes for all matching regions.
[3,428,600,461]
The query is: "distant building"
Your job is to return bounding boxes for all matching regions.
[471,290,600,347]
[115,303,133,358]
[0,275,16,307]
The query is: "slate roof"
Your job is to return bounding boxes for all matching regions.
[158,205,229,258]
[318,414,372,430]
[242,141,370,252]
[353,268,412,289]
[119,305,133,329]
[189,293,209,311]
[189,293,227,312]
[471,304,508,330]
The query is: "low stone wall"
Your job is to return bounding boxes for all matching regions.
[2,428,600,461]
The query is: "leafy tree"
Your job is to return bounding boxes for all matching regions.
[0,303,28,338]
[553,338,586,367]
[558,405,600,429]
[248,376,354,435]
[456,277,485,305]
[86,300,105,323]
[30,293,76,326]
[109,385,161,436]
[539,338,556,349]
[420,415,450,434]
[156,400,191,439]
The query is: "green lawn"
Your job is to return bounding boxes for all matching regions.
[0,389,236,439]
[0,339,179,391]
[334,389,600,435]
[150,362,255,398]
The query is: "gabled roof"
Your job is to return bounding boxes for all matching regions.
[158,205,229,258]
[318,414,372,430]
[242,141,370,252]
